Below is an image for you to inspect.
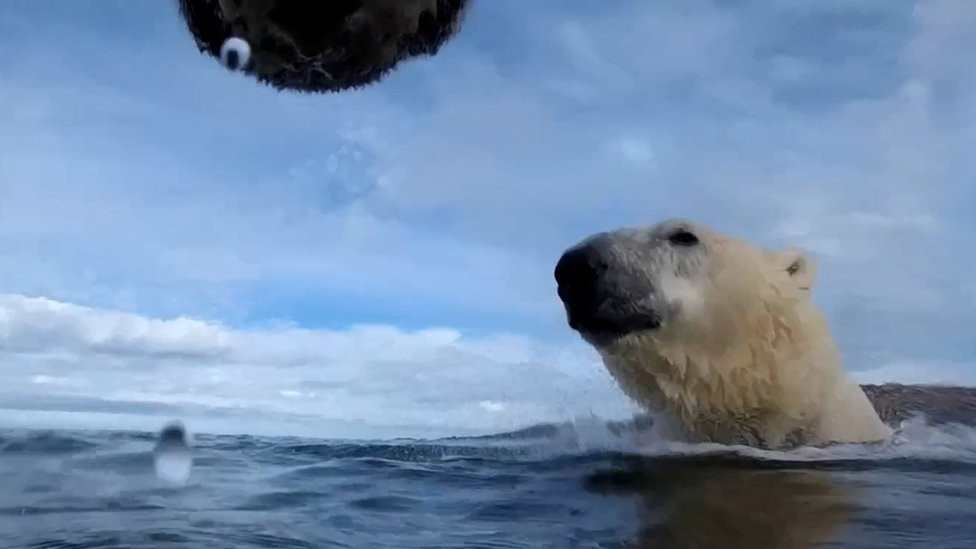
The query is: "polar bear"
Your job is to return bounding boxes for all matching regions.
[554,217,893,449]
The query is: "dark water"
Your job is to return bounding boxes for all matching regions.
[2,418,976,548]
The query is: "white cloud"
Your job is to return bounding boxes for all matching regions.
[614,136,657,170]
[0,294,636,438]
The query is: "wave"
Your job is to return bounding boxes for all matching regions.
[4,410,976,471]
[5,416,975,549]
[500,413,976,460]
[6,419,971,465]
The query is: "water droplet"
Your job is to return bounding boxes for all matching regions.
[153,420,193,486]
[220,37,251,71]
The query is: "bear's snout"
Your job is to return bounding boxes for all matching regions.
[555,235,663,340]
[554,238,623,334]
[555,243,607,292]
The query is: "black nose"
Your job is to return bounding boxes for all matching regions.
[554,243,608,303]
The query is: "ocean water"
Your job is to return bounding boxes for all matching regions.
[2,417,976,548]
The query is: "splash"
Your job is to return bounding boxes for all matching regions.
[512,412,976,465]
[152,420,193,485]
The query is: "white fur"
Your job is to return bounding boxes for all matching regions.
[594,222,892,448]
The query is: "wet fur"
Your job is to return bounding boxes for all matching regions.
[558,219,975,449]
[177,0,469,92]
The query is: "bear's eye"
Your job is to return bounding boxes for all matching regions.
[667,229,699,246]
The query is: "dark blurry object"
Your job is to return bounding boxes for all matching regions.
[153,420,193,485]
[155,421,190,450]
[177,0,471,92]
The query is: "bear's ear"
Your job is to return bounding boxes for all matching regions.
[771,249,816,292]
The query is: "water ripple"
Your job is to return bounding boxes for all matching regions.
[1,420,975,548]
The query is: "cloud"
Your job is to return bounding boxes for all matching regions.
[0,294,636,438]
[0,0,974,436]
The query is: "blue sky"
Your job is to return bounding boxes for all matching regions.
[0,0,974,438]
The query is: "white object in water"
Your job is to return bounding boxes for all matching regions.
[220,37,251,71]
[153,420,193,485]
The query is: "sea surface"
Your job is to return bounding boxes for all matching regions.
[2,417,976,548]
